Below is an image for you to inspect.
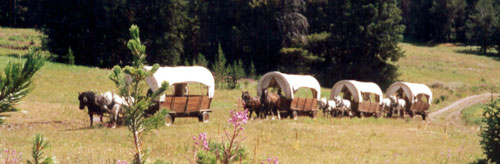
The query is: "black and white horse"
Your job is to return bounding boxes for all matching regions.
[333,96,352,117]
[78,91,108,127]
[96,91,133,128]
[319,98,336,117]
[383,96,406,117]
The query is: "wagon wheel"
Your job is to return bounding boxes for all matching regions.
[292,111,298,120]
[201,112,209,123]
[165,114,174,126]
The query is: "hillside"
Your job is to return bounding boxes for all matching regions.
[0,28,496,163]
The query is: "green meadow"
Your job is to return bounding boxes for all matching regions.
[1,28,498,163]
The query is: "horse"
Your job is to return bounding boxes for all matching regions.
[97,91,133,128]
[333,96,352,117]
[381,98,392,117]
[78,91,108,127]
[241,91,262,119]
[260,89,283,120]
[319,98,336,117]
[389,96,406,118]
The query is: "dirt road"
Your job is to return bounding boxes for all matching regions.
[429,93,500,126]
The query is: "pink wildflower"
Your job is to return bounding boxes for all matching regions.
[193,133,209,151]
[272,157,279,164]
[228,109,249,129]
[2,149,22,164]
[261,157,279,164]
[199,133,209,151]
[117,160,128,164]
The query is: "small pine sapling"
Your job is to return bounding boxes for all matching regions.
[108,25,169,164]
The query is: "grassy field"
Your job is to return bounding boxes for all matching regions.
[461,103,486,126]
[0,27,44,57]
[0,28,497,163]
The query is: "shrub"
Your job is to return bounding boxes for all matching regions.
[480,98,500,163]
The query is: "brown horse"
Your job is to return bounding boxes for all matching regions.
[260,89,284,119]
[241,91,262,119]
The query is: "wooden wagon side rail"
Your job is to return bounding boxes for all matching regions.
[410,102,430,113]
[290,97,318,111]
[358,102,381,114]
[160,95,212,113]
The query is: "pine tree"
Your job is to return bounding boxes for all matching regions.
[228,60,246,89]
[276,0,309,47]
[195,53,209,68]
[480,98,500,163]
[65,47,75,65]
[322,0,405,88]
[213,44,227,89]
[108,25,168,164]
[0,48,45,113]
[466,0,498,54]
[27,134,56,164]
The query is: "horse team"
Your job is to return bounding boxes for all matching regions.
[78,91,132,128]
[78,89,419,128]
[242,92,414,120]
[77,67,430,127]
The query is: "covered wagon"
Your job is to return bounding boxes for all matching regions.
[257,71,321,119]
[144,66,215,125]
[385,82,432,120]
[330,80,383,117]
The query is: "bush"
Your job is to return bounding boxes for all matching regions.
[480,98,500,163]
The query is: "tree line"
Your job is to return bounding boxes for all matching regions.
[3,0,498,87]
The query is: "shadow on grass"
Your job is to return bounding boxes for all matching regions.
[454,49,500,62]
[64,124,106,131]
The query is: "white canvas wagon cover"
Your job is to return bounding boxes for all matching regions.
[143,66,215,99]
[257,71,321,100]
[385,82,432,104]
[330,80,383,104]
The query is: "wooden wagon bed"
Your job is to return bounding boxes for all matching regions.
[161,95,212,114]
[139,66,215,125]
[358,101,382,114]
